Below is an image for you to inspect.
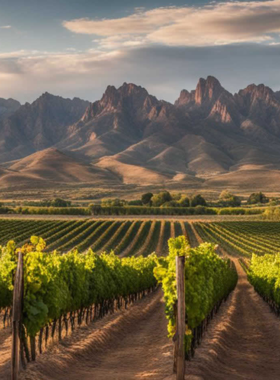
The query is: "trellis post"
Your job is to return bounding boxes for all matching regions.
[174,255,185,380]
[11,251,24,380]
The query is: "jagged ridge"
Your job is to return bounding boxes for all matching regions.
[1,77,280,190]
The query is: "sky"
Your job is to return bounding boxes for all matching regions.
[0,0,280,103]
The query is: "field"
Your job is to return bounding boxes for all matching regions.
[193,221,280,257]
[2,218,280,380]
[1,217,278,257]
[0,218,189,256]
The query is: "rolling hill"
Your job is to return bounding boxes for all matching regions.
[0,149,119,189]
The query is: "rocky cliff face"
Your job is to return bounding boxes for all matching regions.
[0,98,20,120]
[1,77,280,188]
[81,83,158,129]
[174,76,240,125]
[0,94,89,161]
[59,82,190,159]
[234,84,280,134]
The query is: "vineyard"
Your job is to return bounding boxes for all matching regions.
[0,219,189,257]
[2,219,280,380]
[193,221,280,257]
[190,221,280,318]
[0,228,238,376]
[154,236,237,359]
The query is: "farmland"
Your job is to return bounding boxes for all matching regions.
[0,218,188,256]
[2,218,280,380]
[0,217,279,258]
[193,221,280,257]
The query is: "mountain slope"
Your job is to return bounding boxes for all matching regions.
[1,77,280,190]
[0,98,21,120]
[0,148,119,188]
[0,94,89,162]
[57,83,189,160]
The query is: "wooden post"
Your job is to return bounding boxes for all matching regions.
[11,251,24,380]
[175,255,185,380]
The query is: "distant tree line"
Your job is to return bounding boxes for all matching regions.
[96,190,270,209]
[99,191,207,209]
[22,198,72,207]
[0,191,274,216]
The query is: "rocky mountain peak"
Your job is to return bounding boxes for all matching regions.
[41,91,53,98]
[99,83,149,109]
[195,76,223,105]
[175,76,235,123]
[235,83,280,119]
[174,90,193,107]
[120,82,148,95]
[0,97,21,120]
[0,93,90,161]
[2,76,280,185]
[35,92,61,106]
[238,83,275,101]
[99,85,120,108]
[83,83,157,124]
[175,76,226,110]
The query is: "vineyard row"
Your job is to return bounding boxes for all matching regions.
[0,219,189,257]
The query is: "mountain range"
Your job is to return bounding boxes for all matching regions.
[1,76,280,192]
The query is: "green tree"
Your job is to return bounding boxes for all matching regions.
[219,190,241,207]
[141,192,153,206]
[247,192,269,205]
[51,198,71,207]
[152,191,172,207]
[179,196,190,207]
[101,198,126,207]
[171,193,182,201]
[190,194,207,207]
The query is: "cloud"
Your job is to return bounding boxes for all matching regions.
[0,44,280,104]
[0,49,124,74]
[63,1,280,47]
[0,48,129,101]
[94,35,148,50]
[0,25,11,29]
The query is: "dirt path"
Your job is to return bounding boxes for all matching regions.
[184,257,280,380]
[188,222,203,245]
[0,327,12,379]
[136,220,156,256]
[156,221,165,254]
[15,289,173,380]
[170,222,175,238]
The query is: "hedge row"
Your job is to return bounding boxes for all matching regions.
[0,205,266,216]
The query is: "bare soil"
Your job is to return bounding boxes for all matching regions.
[0,214,261,222]
[11,290,173,380]
[185,258,280,380]
[0,327,12,379]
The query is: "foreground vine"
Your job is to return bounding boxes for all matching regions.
[0,236,157,361]
[154,236,237,358]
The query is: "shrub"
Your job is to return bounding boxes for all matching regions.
[247,192,269,205]
[190,194,207,207]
